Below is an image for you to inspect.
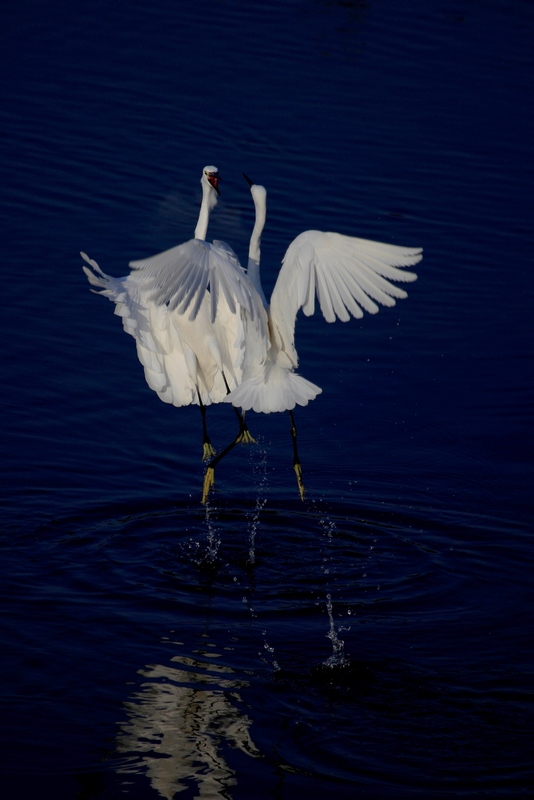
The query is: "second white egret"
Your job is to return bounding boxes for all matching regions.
[216,173,423,500]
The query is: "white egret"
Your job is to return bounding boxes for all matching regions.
[219,174,423,501]
[82,166,264,466]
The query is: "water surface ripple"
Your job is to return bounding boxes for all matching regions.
[1,0,533,796]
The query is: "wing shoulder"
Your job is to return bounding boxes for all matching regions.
[269,229,422,363]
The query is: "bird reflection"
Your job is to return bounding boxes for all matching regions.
[115,650,260,799]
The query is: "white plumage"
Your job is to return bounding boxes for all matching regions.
[224,178,422,415]
[82,167,422,502]
[82,166,264,410]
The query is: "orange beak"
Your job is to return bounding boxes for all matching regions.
[207,173,220,196]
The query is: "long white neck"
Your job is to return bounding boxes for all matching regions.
[248,185,268,307]
[194,177,218,241]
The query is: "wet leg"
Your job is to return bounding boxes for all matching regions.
[235,409,255,444]
[202,433,243,504]
[198,389,216,461]
[222,373,255,444]
[289,410,305,501]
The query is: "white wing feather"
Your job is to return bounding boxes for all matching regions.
[81,251,200,405]
[81,251,253,407]
[128,238,263,329]
[269,231,422,366]
[81,251,159,352]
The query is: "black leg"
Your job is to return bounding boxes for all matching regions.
[235,408,255,444]
[222,372,255,444]
[201,372,257,504]
[197,388,216,461]
[201,432,243,504]
[289,410,305,501]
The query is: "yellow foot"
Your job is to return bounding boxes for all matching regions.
[202,442,216,462]
[294,463,305,501]
[237,428,256,445]
[202,467,215,504]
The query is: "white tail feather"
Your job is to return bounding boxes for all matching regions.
[225,369,321,414]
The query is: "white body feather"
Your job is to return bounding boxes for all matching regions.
[82,167,264,407]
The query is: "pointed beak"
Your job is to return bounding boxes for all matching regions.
[243,173,254,188]
[208,174,220,196]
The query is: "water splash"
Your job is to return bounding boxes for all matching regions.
[319,516,337,540]
[203,501,221,562]
[260,630,280,672]
[248,497,266,565]
[323,594,350,668]
[247,439,268,564]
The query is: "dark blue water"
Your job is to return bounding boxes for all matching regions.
[1,0,533,797]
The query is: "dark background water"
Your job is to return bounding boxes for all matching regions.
[1,0,533,797]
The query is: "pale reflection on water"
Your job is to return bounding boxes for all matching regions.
[116,647,260,799]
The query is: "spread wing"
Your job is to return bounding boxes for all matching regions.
[269,230,422,367]
[81,251,159,352]
[129,238,261,325]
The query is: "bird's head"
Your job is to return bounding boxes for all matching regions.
[243,173,266,208]
[202,165,220,196]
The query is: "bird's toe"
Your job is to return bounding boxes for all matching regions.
[202,467,215,504]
